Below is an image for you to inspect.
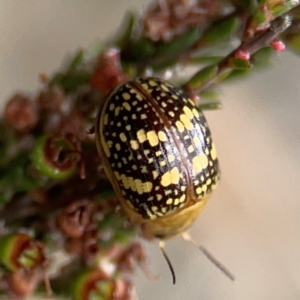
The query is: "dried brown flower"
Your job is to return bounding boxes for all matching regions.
[4,94,38,132]
[142,0,223,41]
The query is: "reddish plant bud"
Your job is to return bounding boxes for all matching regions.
[59,114,86,142]
[270,39,285,52]
[58,200,93,238]
[32,134,79,180]
[189,89,200,103]
[114,242,146,274]
[102,48,121,66]
[71,268,115,300]
[65,223,99,262]
[5,269,41,299]
[115,279,134,300]
[0,233,46,272]
[91,48,129,95]
[235,49,250,61]
[4,94,38,132]
[37,88,65,112]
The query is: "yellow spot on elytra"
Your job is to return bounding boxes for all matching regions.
[161,84,169,92]
[174,198,179,206]
[119,133,127,142]
[206,178,212,185]
[180,114,193,130]
[188,98,195,106]
[179,195,186,203]
[116,143,121,151]
[130,140,139,150]
[202,184,208,193]
[149,80,157,86]
[126,125,131,131]
[196,187,202,194]
[122,102,131,111]
[175,121,185,133]
[158,131,168,142]
[136,93,143,101]
[137,129,147,143]
[120,174,130,189]
[152,206,158,212]
[109,103,115,111]
[165,189,172,195]
[172,94,178,100]
[160,167,180,187]
[192,108,199,118]
[168,111,175,117]
[193,153,209,173]
[132,179,152,194]
[115,106,120,116]
[114,171,120,180]
[132,114,137,119]
[141,114,147,119]
[155,150,162,157]
[141,166,147,173]
[193,136,201,147]
[157,194,162,201]
[128,178,137,192]
[122,92,130,100]
[160,160,166,167]
[147,131,159,147]
[188,145,194,153]
[210,143,217,160]
[107,141,113,148]
[166,198,173,205]
[152,170,159,179]
[168,154,175,162]
[183,106,194,120]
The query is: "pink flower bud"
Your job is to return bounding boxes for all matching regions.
[235,49,250,61]
[270,39,285,52]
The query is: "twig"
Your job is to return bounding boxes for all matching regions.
[184,13,295,93]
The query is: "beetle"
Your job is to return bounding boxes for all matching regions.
[95,77,220,239]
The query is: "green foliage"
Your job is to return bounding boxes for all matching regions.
[187,66,218,89]
[49,50,90,93]
[156,27,201,57]
[202,16,239,44]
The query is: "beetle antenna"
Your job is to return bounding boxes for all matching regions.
[182,232,235,281]
[159,240,176,285]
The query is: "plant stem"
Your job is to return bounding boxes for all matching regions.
[184,12,296,93]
